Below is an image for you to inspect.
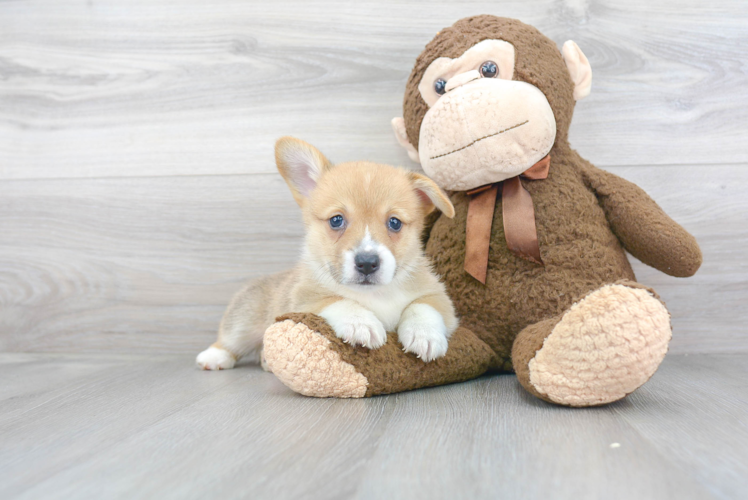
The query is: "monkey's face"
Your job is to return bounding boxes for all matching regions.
[392,18,591,192]
[416,40,555,191]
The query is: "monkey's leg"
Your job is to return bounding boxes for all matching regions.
[512,281,672,407]
[263,313,496,398]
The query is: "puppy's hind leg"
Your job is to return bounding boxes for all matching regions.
[197,276,275,370]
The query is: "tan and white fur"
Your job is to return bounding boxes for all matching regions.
[196,137,458,370]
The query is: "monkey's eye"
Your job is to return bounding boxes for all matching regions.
[388,217,402,232]
[329,215,345,229]
[480,61,498,78]
[434,78,447,95]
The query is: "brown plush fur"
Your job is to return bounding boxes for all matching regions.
[406,16,702,371]
[276,313,497,397]
[511,315,560,404]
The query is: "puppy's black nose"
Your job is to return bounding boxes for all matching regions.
[354,252,380,276]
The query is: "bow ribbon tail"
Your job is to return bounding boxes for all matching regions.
[464,184,499,284]
[502,176,544,265]
[463,154,550,283]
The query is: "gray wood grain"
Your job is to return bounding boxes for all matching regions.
[353,379,713,500]
[1,1,746,353]
[0,354,252,498]
[1,165,744,354]
[1,353,745,499]
[0,173,302,352]
[614,354,748,500]
[0,0,746,181]
[0,353,129,424]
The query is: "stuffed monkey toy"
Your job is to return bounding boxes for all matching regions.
[262,16,702,406]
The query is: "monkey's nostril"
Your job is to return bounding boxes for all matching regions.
[354,253,380,276]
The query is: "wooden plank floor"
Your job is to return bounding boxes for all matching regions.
[1,353,746,500]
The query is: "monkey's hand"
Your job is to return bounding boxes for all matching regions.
[582,161,702,277]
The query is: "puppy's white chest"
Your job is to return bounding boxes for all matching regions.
[355,289,415,331]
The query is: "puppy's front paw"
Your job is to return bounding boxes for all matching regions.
[398,304,449,362]
[335,315,387,349]
[196,346,236,370]
[320,302,387,349]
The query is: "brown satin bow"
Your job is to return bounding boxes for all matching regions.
[464,154,551,284]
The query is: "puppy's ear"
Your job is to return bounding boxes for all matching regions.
[275,137,333,206]
[408,172,455,219]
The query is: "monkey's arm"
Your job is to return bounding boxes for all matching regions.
[580,162,702,277]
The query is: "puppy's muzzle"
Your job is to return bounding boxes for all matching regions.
[354,252,380,276]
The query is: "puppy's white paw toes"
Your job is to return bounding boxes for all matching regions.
[398,325,449,362]
[196,347,236,370]
[398,303,449,362]
[320,302,387,349]
[337,316,387,349]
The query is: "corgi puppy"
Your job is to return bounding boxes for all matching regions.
[196,137,458,370]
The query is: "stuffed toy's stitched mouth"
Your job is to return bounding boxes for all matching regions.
[429,120,529,160]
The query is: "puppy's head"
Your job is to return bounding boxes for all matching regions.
[276,136,454,289]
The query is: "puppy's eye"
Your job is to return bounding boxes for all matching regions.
[434,78,447,95]
[480,61,498,78]
[329,215,345,229]
[388,217,402,232]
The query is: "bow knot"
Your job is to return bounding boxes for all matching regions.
[464,154,550,284]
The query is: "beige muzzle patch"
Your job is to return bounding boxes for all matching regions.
[418,78,556,191]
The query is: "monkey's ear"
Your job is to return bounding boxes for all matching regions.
[275,136,333,206]
[408,171,455,219]
[562,41,592,101]
[391,117,421,164]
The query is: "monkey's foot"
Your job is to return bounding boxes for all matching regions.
[263,313,494,398]
[263,316,368,398]
[514,282,672,407]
